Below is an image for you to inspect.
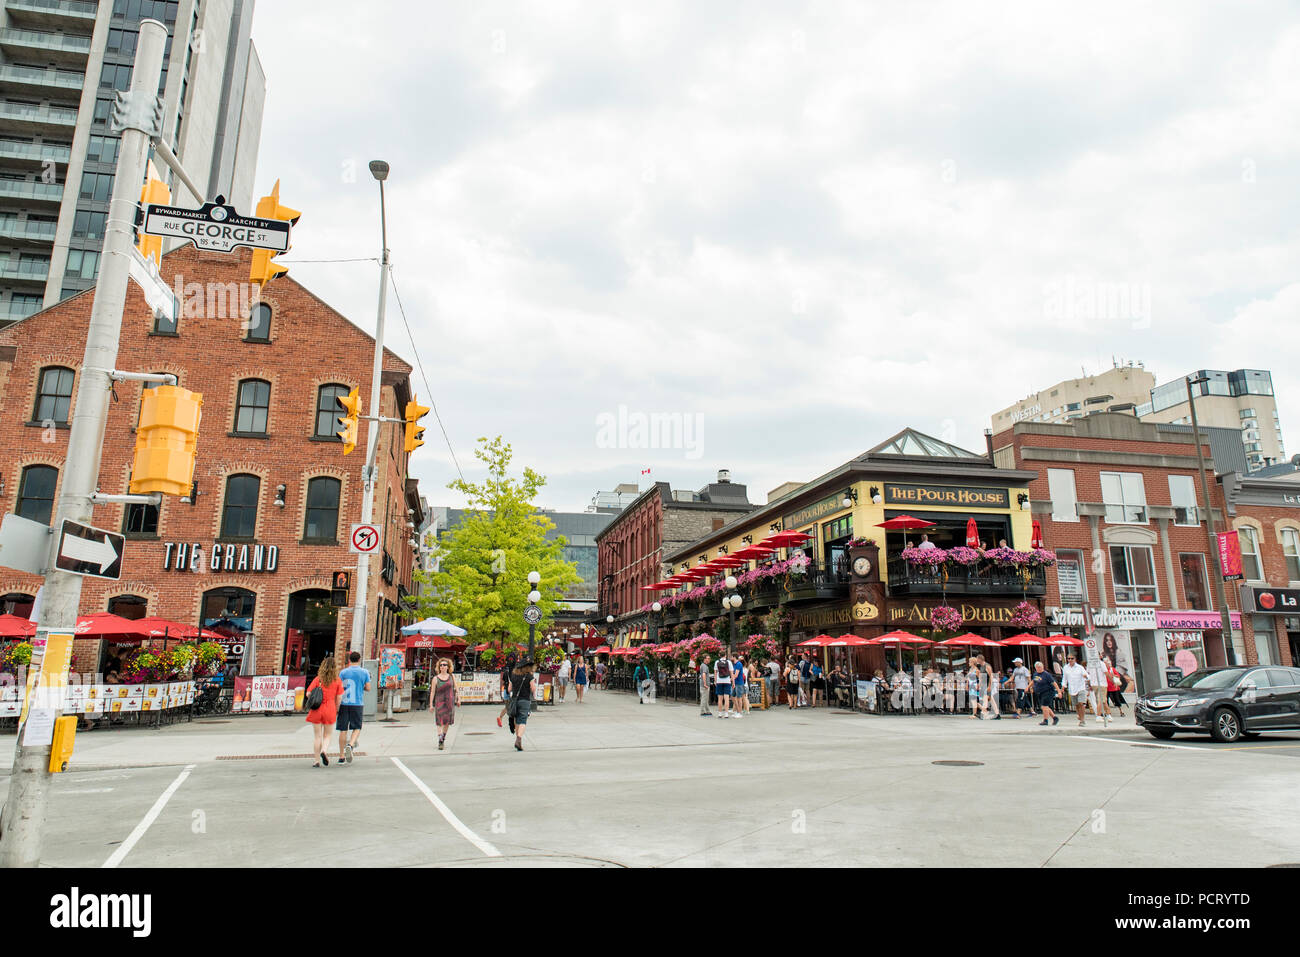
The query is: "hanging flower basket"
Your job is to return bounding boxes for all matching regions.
[1008,601,1043,629]
[929,605,964,633]
[902,546,949,570]
[945,546,983,566]
[1026,548,1057,567]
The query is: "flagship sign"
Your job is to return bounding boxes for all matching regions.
[143,197,291,253]
[162,542,279,573]
[783,492,848,531]
[1047,606,1157,629]
[884,484,1010,509]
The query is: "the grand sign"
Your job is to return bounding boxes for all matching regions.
[783,492,848,532]
[163,542,279,573]
[888,601,1025,625]
[1048,606,1157,629]
[883,483,1010,509]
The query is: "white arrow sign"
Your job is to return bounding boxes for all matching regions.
[54,520,124,579]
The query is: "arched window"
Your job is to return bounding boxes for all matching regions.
[303,477,341,543]
[233,379,270,435]
[107,594,147,620]
[33,366,74,423]
[315,383,349,439]
[245,302,271,342]
[17,465,57,524]
[220,474,260,539]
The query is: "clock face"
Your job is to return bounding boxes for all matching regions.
[852,557,872,577]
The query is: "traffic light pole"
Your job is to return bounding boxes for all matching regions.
[0,19,169,868]
[349,179,390,656]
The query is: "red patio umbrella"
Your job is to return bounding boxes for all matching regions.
[820,634,872,646]
[875,514,936,546]
[73,613,151,637]
[0,614,36,638]
[966,518,979,548]
[640,582,674,591]
[1031,520,1044,549]
[730,544,775,561]
[711,556,748,567]
[761,530,812,548]
[592,645,611,654]
[936,633,1005,647]
[1004,633,1053,646]
[796,634,836,647]
[1046,633,1085,646]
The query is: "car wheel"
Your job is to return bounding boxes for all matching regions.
[1147,728,1175,740]
[1210,706,1242,743]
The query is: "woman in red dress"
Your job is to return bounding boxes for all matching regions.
[305,655,343,767]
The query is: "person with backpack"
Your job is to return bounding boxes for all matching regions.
[305,655,343,768]
[714,654,733,716]
[634,660,653,703]
[784,659,801,709]
[798,654,812,707]
[731,654,747,718]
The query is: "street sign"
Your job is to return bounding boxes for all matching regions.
[332,570,351,589]
[142,196,291,253]
[349,523,380,554]
[523,605,542,625]
[127,245,177,322]
[0,512,52,575]
[330,588,349,608]
[53,520,124,579]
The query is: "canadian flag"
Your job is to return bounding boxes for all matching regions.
[641,468,651,475]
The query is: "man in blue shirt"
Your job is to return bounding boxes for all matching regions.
[337,651,371,764]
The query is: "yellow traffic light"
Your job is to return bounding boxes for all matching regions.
[130,385,203,496]
[136,175,171,265]
[404,396,430,453]
[336,386,360,455]
[248,179,300,290]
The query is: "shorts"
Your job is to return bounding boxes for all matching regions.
[716,683,732,695]
[335,704,364,732]
[787,683,800,696]
[515,698,532,724]
[557,677,570,687]
[1034,691,1055,709]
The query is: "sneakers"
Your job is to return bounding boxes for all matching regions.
[993,714,1001,720]
[1038,719,1048,726]
[344,744,354,764]
[497,716,503,728]
[320,752,329,766]
[438,740,444,750]
[1052,716,1059,726]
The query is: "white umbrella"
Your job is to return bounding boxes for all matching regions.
[400,617,468,637]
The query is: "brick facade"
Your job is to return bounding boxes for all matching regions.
[1223,472,1300,668]
[0,245,423,674]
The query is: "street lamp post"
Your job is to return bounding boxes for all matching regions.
[526,570,540,658]
[1186,375,1238,666]
[724,575,741,652]
[650,602,662,643]
[349,159,392,657]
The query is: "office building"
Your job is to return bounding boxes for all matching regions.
[1,0,264,325]
[1137,369,1286,472]
[991,362,1155,430]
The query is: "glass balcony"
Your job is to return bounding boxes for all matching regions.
[7,0,100,15]
[0,219,58,241]
[0,262,51,282]
[0,28,93,63]
[0,64,85,92]
[0,138,72,164]
[0,100,80,131]
[0,179,64,203]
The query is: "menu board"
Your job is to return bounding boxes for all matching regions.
[453,676,495,704]
[0,682,19,718]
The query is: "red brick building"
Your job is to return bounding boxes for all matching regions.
[1221,467,1300,667]
[994,413,1252,693]
[595,474,753,644]
[0,245,423,675]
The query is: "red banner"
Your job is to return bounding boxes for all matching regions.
[1217,531,1244,581]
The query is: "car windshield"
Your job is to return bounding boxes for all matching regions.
[1173,668,1249,690]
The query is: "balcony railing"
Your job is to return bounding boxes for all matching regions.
[0,262,51,282]
[661,560,851,623]
[7,0,99,16]
[0,179,64,202]
[0,64,84,91]
[0,100,79,126]
[0,28,92,54]
[0,138,71,164]
[886,558,1047,597]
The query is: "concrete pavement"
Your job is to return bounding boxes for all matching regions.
[3,687,1299,867]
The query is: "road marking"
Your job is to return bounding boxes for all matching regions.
[63,787,114,794]
[1068,735,1212,752]
[102,764,194,868]
[390,757,500,858]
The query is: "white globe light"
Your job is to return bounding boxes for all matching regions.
[724,575,737,589]
[527,570,540,584]
[606,615,614,624]
[729,594,741,608]
[872,494,883,504]
[652,601,662,612]
[528,590,541,604]
[842,496,853,508]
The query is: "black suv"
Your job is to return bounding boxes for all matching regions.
[1136,666,1300,743]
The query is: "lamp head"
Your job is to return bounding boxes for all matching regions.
[527,570,541,585]
[368,160,390,181]
[651,601,662,613]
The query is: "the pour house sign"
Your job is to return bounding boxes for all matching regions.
[162,542,279,573]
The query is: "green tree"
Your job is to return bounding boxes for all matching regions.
[414,436,580,650]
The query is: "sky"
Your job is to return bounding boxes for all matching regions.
[250,1,1300,512]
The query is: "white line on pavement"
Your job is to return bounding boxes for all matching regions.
[390,756,501,858]
[63,787,114,794]
[102,764,195,868]
[1067,735,1210,752]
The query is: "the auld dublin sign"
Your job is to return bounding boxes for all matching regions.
[884,483,1010,509]
[162,542,279,573]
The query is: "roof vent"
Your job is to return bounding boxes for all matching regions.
[717,469,731,483]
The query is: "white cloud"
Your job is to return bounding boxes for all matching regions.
[252,0,1300,508]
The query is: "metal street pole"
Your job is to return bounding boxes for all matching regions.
[0,20,168,868]
[1186,376,1237,666]
[349,163,391,657]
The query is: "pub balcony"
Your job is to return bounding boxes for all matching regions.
[885,559,1047,597]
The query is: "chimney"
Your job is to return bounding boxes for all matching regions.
[983,428,994,462]
[717,469,731,483]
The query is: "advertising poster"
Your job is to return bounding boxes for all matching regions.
[142,684,166,712]
[1091,629,1134,681]
[232,675,307,711]
[1217,530,1244,581]
[453,676,494,703]
[1165,631,1205,676]
[119,686,145,713]
[379,646,404,690]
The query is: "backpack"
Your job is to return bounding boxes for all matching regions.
[305,682,324,711]
[717,659,730,679]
